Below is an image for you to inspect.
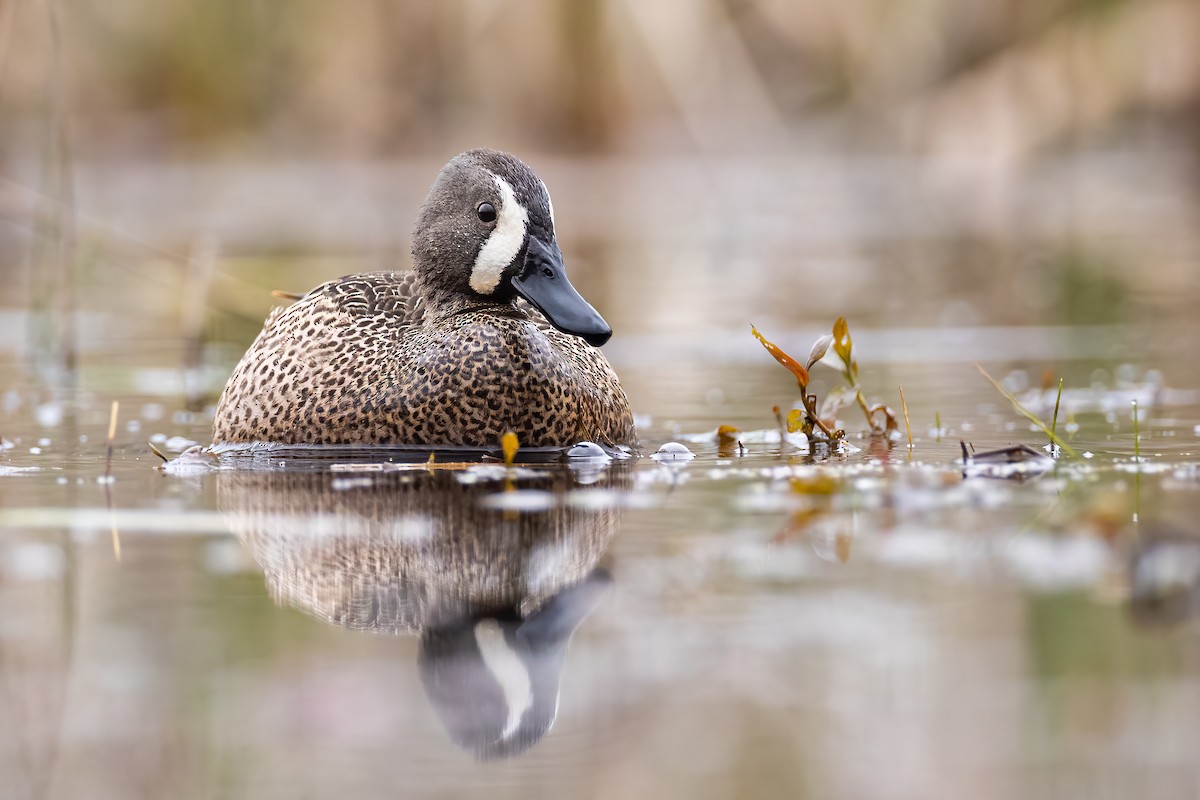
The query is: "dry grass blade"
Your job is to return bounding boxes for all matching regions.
[976,365,1078,459]
[899,385,912,450]
[104,400,119,480]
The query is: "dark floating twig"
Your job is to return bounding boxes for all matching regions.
[967,444,1048,464]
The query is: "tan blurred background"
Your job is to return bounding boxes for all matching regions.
[1,0,1199,402]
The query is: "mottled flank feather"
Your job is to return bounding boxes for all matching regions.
[212,271,635,447]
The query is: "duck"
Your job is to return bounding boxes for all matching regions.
[212,148,635,449]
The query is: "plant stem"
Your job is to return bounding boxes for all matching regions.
[1132,400,1140,461]
[1050,377,1063,453]
[801,391,838,441]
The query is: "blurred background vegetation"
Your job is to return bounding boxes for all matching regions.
[1,0,1198,391]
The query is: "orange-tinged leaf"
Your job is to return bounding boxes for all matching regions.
[751,325,809,387]
[832,317,852,363]
[501,431,519,466]
[717,424,739,442]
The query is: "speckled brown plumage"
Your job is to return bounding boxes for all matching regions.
[211,149,635,448]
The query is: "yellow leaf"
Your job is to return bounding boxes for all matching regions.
[786,409,804,433]
[751,325,809,387]
[832,317,852,363]
[501,431,519,466]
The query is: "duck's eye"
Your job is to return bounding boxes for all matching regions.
[476,202,497,223]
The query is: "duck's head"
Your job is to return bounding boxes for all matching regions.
[412,148,612,347]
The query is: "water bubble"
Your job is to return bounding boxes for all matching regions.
[37,438,51,447]
[35,403,63,427]
[566,441,610,461]
[651,442,695,462]
[1115,363,1140,386]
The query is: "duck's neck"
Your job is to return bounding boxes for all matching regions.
[418,279,516,322]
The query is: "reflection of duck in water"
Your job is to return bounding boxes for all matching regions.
[218,465,627,759]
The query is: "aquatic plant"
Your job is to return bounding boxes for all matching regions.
[752,317,899,442]
[828,318,899,435]
[751,325,840,442]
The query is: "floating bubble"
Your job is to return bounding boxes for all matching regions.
[651,442,695,462]
[566,441,610,461]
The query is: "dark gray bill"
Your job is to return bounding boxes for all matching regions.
[511,236,612,347]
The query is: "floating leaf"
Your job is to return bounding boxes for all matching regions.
[501,431,519,466]
[806,334,833,370]
[752,325,809,387]
[717,424,739,441]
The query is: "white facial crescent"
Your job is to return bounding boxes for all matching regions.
[470,174,529,295]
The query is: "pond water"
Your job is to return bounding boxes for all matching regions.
[3,341,1200,799]
[3,155,1200,799]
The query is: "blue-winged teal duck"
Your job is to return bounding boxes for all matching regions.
[212,149,635,448]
